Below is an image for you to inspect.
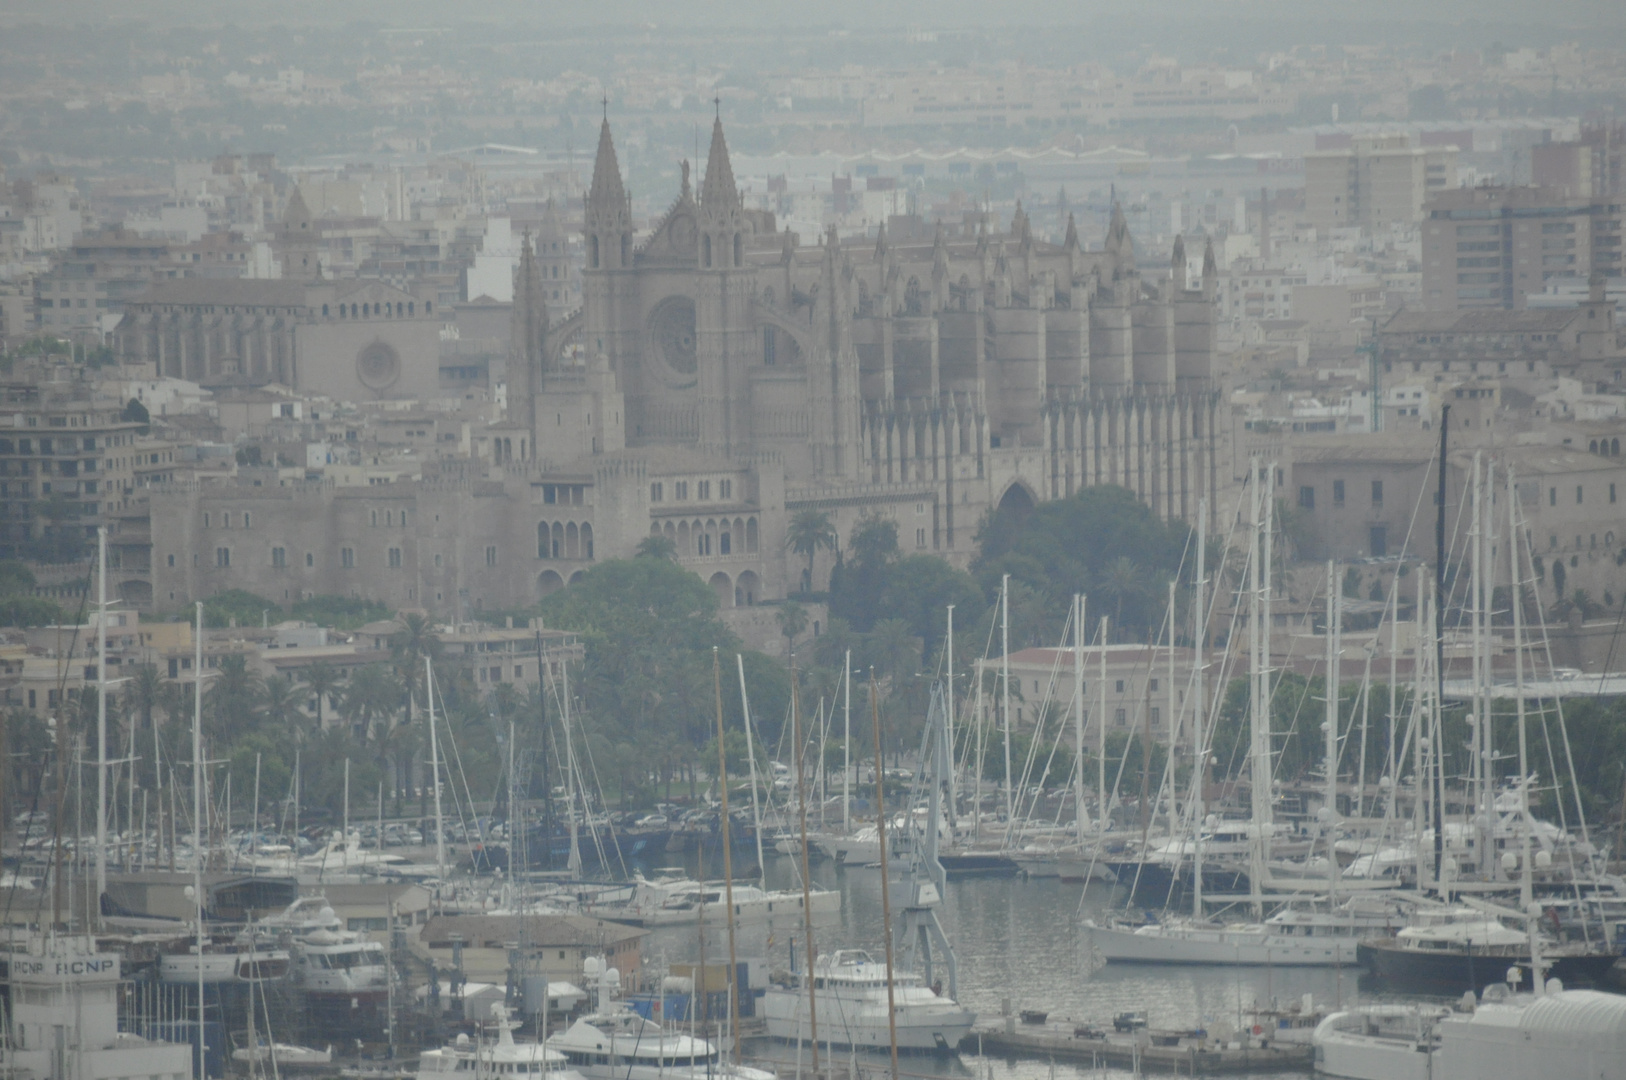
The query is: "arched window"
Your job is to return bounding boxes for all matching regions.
[590,235,599,269]
[1614,438,1621,456]
[408,301,415,315]
[745,516,759,554]
[425,301,431,314]
[703,235,712,268]
[322,304,329,317]
[734,234,742,267]
[621,235,630,265]
[385,302,393,316]
[582,523,594,560]
[350,304,358,318]
[566,522,579,559]
[551,522,564,559]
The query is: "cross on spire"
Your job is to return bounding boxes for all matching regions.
[601,94,608,120]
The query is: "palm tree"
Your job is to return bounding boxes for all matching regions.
[1096,556,1148,637]
[260,675,308,737]
[636,534,677,560]
[868,618,919,685]
[785,509,836,593]
[206,653,263,740]
[301,662,344,729]
[126,663,162,735]
[776,601,809,659]
[338,663,401,742]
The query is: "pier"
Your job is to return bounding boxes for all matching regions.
[963,1016,1315,1075]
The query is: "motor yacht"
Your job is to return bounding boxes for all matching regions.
[419,1003,588,1078]
[1083,894,1414,966]
[762,949,976,1052]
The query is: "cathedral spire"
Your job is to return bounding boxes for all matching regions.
[931,220,949,277]
[873,221,888,263]
[587,117,627,217]
[1171,234,1187,292]
[1063,212,1080,252]
[1105,201,1129,256]
[700,115,739,214]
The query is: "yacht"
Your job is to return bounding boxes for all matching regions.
[158,932,291,984]
[420,1003,589,1078]
[762,948,976,1052]
[547,960,775,1080]
[1356,912,1619,991]
[587,873,839,928]
[1314,983,1626,1080]
[291,927,392,1025]
[1082,894,1414,966]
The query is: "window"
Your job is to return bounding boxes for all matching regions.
[1550,487,1557,506]
[697,480,711,500]
[203,512,210,528]
[1370,480,1383,507]
[1576,485,1584,504]
[1114,708,1127,726]
[1149,678,1159,691]
[719,479,732,499]
[388,547,402,568]
[485,545,497,567]
[697,533,711,556]
[243,512,251,528]
[675,480,689,500]
[306,552,314,567]
[1369,525,1388,557]
[341,547,355,568]
[167,554,175,567]
[1115,679,1125,693]
[720,532,731,555]
[1150,706,1160,727]
[1612,483,1618,504]
[1332,480,1344,506]
[1298,485,1315,510]
[271,547,286,568]
[215,547,230,568]
[650,482,663,502]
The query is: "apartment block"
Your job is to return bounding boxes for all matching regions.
[1305,134,1458,232]
[1421,185,1625,310]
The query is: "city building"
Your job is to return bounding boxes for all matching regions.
[1420,184,1626,310]
[1305,134,1458,233]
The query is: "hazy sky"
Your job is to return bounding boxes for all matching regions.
[6,0,1626,32]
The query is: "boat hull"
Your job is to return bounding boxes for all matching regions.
[1357,938,1619,992]
[1085,923,1363,966]
[761,989,974,1052]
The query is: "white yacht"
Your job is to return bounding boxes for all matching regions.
[1314,984,1626,1080]
[1083,894,1414,966]
[1,934,194,1080]
[420,1003,588,1078]
[588,873,839,928]
[291,928,391,1011]
[546,961,775,1080]
[762,948,976,1052]
[159,933,291,984]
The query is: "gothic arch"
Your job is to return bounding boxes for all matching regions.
[538,570,565,597]
[749,300,820,364]
[709,571,733,607]
[736,570,760,606]
[997,480,1038,515]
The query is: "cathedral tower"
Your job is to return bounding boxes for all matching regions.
[694,114,756,458]
[510,231,546,457]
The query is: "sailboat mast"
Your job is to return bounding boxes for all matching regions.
[945,608,957,834]
[1510,468,1532,909]
[95,526,108,926]
[427,657,446,883]
[1000,574,1013,826]
[193,600,206,1078]
[871,676,900,1080]
[1072,594,1085,837]
[1167,582,1177,824]
[1192,496,1206,919]
[735,654,766,878]
[843,650,851,835]
[561,657,580,875]
[1325,560,1341,904]
[1248,465,1268,917]
[711,649,742,1068]
[790,665,820,1073]
[1433,405,1450,883]
[1098,616,1108,825]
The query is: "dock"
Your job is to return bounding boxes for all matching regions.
[963,1018,1315,1075]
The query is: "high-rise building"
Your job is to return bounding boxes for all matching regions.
[1420,185,1625,310]
[1305,135,1458,233]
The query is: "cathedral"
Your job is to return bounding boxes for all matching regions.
[138,114,1221,617]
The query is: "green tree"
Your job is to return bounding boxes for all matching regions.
[300,662,344,728]
[635,534,677,560]
[777,601,809,657]
[205,654,263,741]
[785,508,837,594]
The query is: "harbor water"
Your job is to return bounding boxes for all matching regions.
[634,849,1366,1080]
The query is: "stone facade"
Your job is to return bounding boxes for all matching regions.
[134,115,1222,616]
